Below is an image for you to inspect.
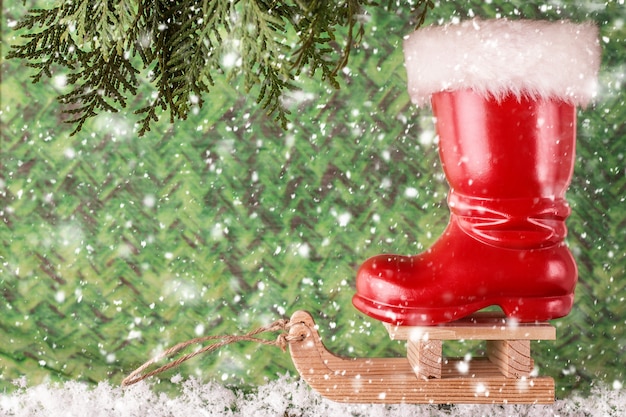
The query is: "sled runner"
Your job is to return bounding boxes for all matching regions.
[287,310,556,404]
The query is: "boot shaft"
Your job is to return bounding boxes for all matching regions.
[431,90,576,249]
[432,90,576,200]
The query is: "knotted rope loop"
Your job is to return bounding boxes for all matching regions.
[122,318,302,387]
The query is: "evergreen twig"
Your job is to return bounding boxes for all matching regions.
[7,0,434,136]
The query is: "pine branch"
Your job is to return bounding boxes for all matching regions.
[134,0,225,135]
[291,0,364,87]
[7,1,435,136]
[238,0,295,126]
[7,6,84,82]
[60,52,139,135]
[8,0,143,134]
[413,0,435,28]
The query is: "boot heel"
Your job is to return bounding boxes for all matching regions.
[500,294,574,322]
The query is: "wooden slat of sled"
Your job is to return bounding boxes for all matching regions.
[384,312,556,341]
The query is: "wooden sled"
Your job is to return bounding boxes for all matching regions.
[287,310,556,404]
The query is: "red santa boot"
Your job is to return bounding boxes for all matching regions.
[353,19,600,325]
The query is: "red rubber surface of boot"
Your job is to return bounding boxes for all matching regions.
[353,90,578,325]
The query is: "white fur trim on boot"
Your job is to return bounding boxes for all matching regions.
[403,19,601,107]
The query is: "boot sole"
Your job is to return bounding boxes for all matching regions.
[352,293,574,325]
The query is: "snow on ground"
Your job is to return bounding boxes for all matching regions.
[1,375,624,417]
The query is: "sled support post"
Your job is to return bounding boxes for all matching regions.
[385,312,554,382]
[288,310,557,404]
[407,339,442,379]
[406,335,533,380]
[486,339,532,378]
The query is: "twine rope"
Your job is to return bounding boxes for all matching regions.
[121,318,302,386]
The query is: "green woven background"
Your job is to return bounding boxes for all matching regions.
[1,1,625,398]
